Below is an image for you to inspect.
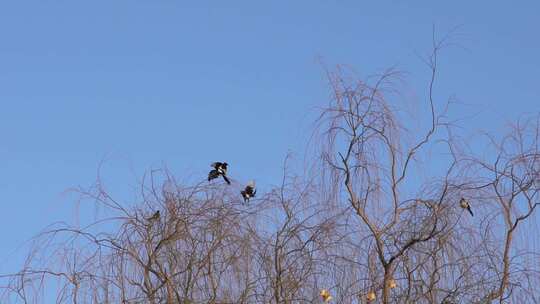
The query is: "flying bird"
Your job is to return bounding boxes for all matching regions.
[147,210,160,221]
[241,181,256,203]
[459,198,474,217]
[320,289,332,302]
[208,162,231,185]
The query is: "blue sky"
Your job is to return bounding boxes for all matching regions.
[0,1,539,273]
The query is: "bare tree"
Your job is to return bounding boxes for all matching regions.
[312,35,540,303]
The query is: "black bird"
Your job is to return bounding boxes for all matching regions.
[208,162,230,185]
[241,181,256,203]
[147,210,160,221]
[459,198,474,217]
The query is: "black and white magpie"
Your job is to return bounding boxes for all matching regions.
[241,181,256,202]
[208,162,231,185]
[459,198,474,217]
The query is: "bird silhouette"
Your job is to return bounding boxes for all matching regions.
[147,210,160,221]
[240,181,256,203]
[459,198,474,216]
[208,162,230,185]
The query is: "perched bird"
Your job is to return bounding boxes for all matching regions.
[459,198,474,217]
[389,279,397,289]
[208,162,231,185]
[241,181,256,203]
[320,289,332,302]
[366,291,376,302]
[147,210,160,221]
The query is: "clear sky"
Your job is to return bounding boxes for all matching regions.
[0,1,539,273]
